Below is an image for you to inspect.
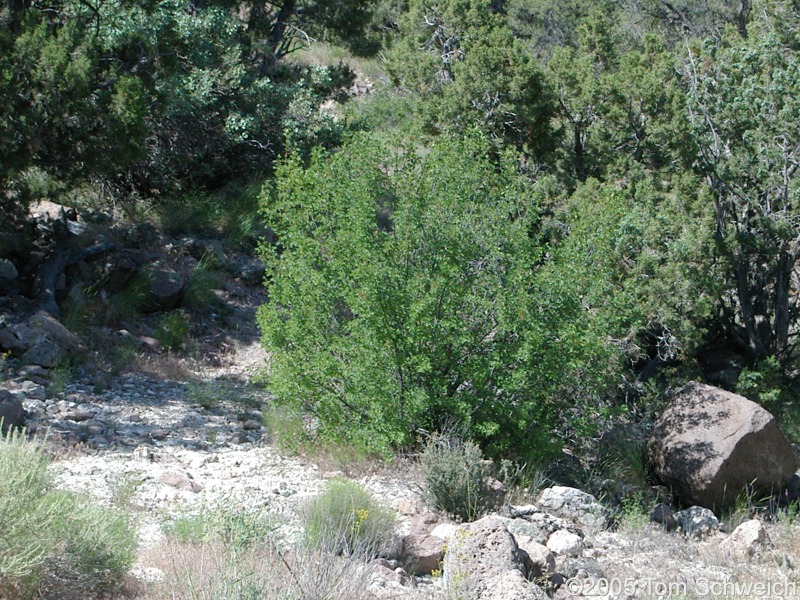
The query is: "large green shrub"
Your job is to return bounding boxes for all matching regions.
[258,132,614,458]
[0,430,136,599]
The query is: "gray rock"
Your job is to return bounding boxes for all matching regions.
[537,486,608,530]
[650,503,677,531]
[0,259,18,280]
[443,516,549,600]
[648,382,799,510]
[504,515,547,545]
[0,389,25,432]
[5,311,84,368]
[546,529,583,557]
[518,540,555,579]
[17,365,49,380]
[25,311,85,354]
[147,267,185,311]
[21,342,64,368]
[65,408,96,422]
[720,519,772,558]
[150,428,169,441]
[18,381,47,401]
[504,505,577,541]
[402,533,444,575]
[559,557,606,580]
[674,506,719,538]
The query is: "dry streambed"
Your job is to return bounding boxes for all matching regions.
[12,343,800,600]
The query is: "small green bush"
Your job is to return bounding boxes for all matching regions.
[420,432,494,522]
[0,429,136,599]
[183,252,226,314]
[303,479,395,558]
[155,311,189,351]
[164,506,276,548]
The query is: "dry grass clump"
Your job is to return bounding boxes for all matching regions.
[595,508,800,600]
[135,504,378,600]
[0,429,136,599]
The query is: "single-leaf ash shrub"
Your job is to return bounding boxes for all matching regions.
[0,429,136,599]
[258,133,615,460]
[421,432,496,522]
[303,479,395,558]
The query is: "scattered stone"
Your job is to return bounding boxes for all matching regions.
[129,565,165,585]
[537,487,608,530]
[0,389,25,432]
[402,533,444,575]
[720,519,772,558]
[546,529,584,557]
[133,446,155,462]
[674,506,720,538]
[65,407,96,422]
[230,432,247,444]
[0,259,17,280]
[443,516,548,600]
[159,470,202,493]
[150,429,169,441]
[650,503,677,531]
[648,382,799,510]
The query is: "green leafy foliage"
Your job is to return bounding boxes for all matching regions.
[259,133,614,457]
[155,311,189,352]
[0,0,360,230]
[684,30,800,364]
[385,0,554,153]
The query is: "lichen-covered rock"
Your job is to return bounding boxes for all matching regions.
[546,529,584,557]
[674,506,719,538]
[443,516,548,600]
[537,486,608,530]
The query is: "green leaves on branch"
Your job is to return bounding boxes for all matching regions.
[385,0,555,154]
[684,30,800,362]
[258,133,614,458]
